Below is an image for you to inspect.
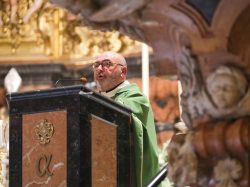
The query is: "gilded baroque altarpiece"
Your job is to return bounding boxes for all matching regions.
[0,0,141,63]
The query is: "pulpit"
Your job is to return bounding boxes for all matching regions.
[7,85,134,187]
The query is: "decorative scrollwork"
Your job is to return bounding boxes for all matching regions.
[34,119,54,145]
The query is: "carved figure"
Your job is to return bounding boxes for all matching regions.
[0,0,18,24]
[9,0,17,23]
[36,3,58,55]
[0,0,8,26]
[206,66,248,109]
[179,46,250,128]
[23,0,46,23]
[0,1,3,26]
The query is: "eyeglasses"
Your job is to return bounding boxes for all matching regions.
[92,59,123,69]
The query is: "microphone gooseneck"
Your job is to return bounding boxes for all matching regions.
[55,76,87,87]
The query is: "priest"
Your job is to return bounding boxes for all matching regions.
[92,51,160,187]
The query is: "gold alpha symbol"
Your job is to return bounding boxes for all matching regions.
[35,154,53,177]
[35,119,54,145]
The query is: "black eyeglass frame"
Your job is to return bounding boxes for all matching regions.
[92,59,123,69]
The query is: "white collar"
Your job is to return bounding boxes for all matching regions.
[100,80,130,98]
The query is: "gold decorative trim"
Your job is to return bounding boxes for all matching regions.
[34,119,54,145]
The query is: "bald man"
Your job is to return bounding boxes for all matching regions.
[93,51,160,187]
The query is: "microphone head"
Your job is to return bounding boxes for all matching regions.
[80,77,87,84]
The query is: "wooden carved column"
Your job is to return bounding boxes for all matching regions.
[168,46,249,187]
[166,3,250,186]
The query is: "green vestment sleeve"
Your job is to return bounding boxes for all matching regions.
[112,83,160,187]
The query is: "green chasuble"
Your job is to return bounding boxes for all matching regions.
[111,83,160,187]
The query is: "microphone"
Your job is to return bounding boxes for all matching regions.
[55,76,87,87]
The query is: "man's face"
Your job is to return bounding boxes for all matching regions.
[93,54,125,92]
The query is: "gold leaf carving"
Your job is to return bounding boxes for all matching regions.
[34,119,54,145]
